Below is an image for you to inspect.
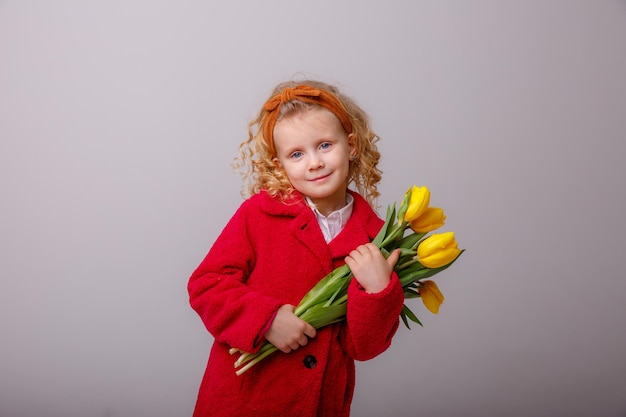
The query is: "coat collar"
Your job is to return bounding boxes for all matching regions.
[256,189,309,217]
[329,191,383,259]
[255,189,384,268]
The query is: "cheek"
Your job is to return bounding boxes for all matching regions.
[279,162,300,181]
[334,153,351,171]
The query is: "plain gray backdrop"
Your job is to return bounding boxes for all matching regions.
[1,1,625,416]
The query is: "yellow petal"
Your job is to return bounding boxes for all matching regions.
[418,231,455,254]
[420,247,461,268]
[403,186,430,222]
[417,232,460,268]
[420,280,444,314]
[409,207,446,233]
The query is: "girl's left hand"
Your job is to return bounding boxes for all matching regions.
[345,243,400,294]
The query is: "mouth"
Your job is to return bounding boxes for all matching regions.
[310,173,331,182]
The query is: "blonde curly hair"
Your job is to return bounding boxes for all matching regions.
[233,79,382,208]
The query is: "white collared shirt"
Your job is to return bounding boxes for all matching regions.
[306,194,354,243]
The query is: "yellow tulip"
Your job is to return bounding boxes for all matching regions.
[403,186,430,222]
[417,231,461,268]
[409,207,446,233]
[420,280,444,314]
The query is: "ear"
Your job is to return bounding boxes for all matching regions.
[347,133,358,159]
[273,157,282,168]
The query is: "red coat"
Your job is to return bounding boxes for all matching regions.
[188,190,404,417]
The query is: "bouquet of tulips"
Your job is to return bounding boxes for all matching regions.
[231,185,464,375]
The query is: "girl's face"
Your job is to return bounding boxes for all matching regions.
[273,107,356,216]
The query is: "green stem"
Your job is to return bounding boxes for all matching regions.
[235,341,276,367]
[294,265,350,316]
[396,258,422,271]
[379,222,408,248]
[235,345,278,376]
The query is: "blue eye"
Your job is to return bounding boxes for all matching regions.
[320,142,331,150]
[291,151,303,159]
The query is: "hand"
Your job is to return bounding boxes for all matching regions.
[345,244,400,294]
[264,304,317,353]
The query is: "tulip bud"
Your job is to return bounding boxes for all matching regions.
[409,207,446,233]
[419,280,444,314]
[417,231,461,268]
[403,186,430,223]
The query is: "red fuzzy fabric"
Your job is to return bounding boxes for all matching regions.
[188,190,404,417]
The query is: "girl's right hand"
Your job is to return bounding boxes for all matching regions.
[265,304,317,353]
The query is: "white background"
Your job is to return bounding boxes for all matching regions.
[1,1,625,416]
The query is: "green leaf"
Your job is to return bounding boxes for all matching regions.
[324,274,352,307]
[398,269,431,286]
[295,264,352,315]
[398,232,425,249]
[397,247,416,257]
[402,304,423,327]
[398,249,466,285]
[397,264,424,279]
[400,311,411,329]
[396,257,423,273]
[396,188,411,223]
[372,203,397,247]
[403,287,420,299]
[300,304,347,329]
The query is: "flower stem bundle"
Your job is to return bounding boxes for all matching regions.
[231,185,464,375]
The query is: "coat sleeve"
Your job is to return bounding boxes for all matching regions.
[342,272,405,361]
[187,202,283,354]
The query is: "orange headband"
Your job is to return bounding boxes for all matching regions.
[262,84,353,155]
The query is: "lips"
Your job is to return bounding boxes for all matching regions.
[310,173,331,182]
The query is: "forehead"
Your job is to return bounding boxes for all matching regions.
[275,106,343,133]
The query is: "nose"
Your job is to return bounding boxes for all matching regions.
[308,155,324,170]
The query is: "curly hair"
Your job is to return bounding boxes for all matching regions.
[233,79,382,208]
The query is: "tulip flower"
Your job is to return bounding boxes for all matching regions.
[417,231,461,268]
[403,186,430,222]
[409,207,446,233]
[419,280,444,314]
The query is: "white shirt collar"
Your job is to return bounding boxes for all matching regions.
[306,193,354,243]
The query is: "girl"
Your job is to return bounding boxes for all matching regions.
[188,79,405,416]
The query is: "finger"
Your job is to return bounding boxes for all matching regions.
[344,253,357,266]
[298,334,309,347]
[364,242,378,251]
[362,243,379,254]
[387,248,401,268]
[352,243,372,256]
[304,324,317,339]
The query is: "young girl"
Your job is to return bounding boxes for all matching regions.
[188,79,405,417]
